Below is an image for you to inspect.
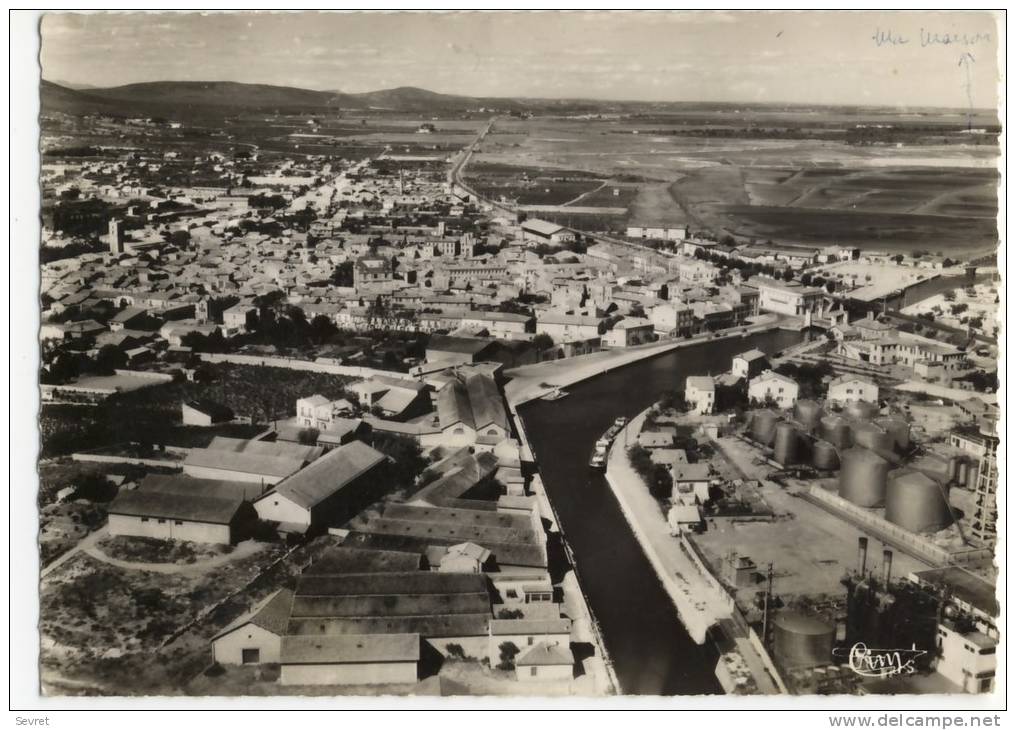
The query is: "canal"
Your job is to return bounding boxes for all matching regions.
[519,329,802,695]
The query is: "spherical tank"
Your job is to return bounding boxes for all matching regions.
[812,440,840,471]
[839,447,890,507]
[772,612,836,671]
[852,423,894,454]
[845,400,877,421]
[885,471,953,534]
[820,415,853,450]
[794,399,823,432]
[773,422,798,465]
[875,416,910,451]
[752,409,779,445]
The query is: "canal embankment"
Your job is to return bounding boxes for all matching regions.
[508,400,620,696]
[505,315,789,408]
[511,328,802,694]
[603,407,785,694]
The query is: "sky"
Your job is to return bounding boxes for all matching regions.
[40,11,1001,108]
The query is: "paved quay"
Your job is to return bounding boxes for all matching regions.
[505,316,784,407]
[604,410,731,644]
[604,408,783,694]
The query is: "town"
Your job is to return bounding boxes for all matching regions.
[33,22,1000,700]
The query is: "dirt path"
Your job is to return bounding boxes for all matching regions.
[80,538,264,575]
[40,525,108,579]
[560,181,606,207]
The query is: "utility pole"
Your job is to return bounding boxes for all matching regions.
[761,562,775,644]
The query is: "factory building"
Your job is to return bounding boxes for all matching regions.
[520,218,576,246]
[253,440,388,530]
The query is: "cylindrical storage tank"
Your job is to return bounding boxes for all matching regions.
[885,471,953,534]
[794,400,823,432]
[820,415,853,450]
[875,416,910,451]
[773,422,798,465]
[812,440,840,471]
[947,456,962,484]
[845,400,877,422]
[853,423,894,454]
[839,448,890,507]
[957,461,970,488]
[772,612,836,671]
[752,409,779,445]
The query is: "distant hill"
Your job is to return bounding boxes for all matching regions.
[40,79,531,117]
[346,86,520,112]
[76,80,347,109]
[46,79,99,91]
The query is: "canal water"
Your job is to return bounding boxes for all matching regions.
[519,329,802,695]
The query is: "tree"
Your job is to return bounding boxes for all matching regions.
[93,345,127,375]
[658,283,669,301]
[658,389,686,412]
[370,432,426,492]
[297,428,320,445]
[497,608,525,619]
[331,261,354,287]
[497,641,521,670]
[45,352,81,383]
[193,364,217,384]
[310,314,338,342]
[532,333,554,351]
[782,268,795,282]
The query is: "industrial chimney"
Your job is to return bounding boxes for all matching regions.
[857,537,869,575]
[882,549,893,586]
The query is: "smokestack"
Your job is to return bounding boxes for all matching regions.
[882,549,893,586]
[857,537,869,575]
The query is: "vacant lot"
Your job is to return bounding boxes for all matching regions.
[40,533,349,696]
[693,438,932,611]
[96,536,236,565]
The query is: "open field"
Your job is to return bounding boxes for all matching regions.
[713,205,998,252]
[464,114,999,250]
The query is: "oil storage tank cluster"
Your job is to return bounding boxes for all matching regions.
[885,471,953,534]
[772,612,836,671]
[773,422,798,465]
[820,414,853,450]
[812,440,840,471]
[852,422,894,456]
[839,448,891,507]
[845,400,877,422]
[875,416,910,452]
[794,400,823,433]
[751,409,779,446]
